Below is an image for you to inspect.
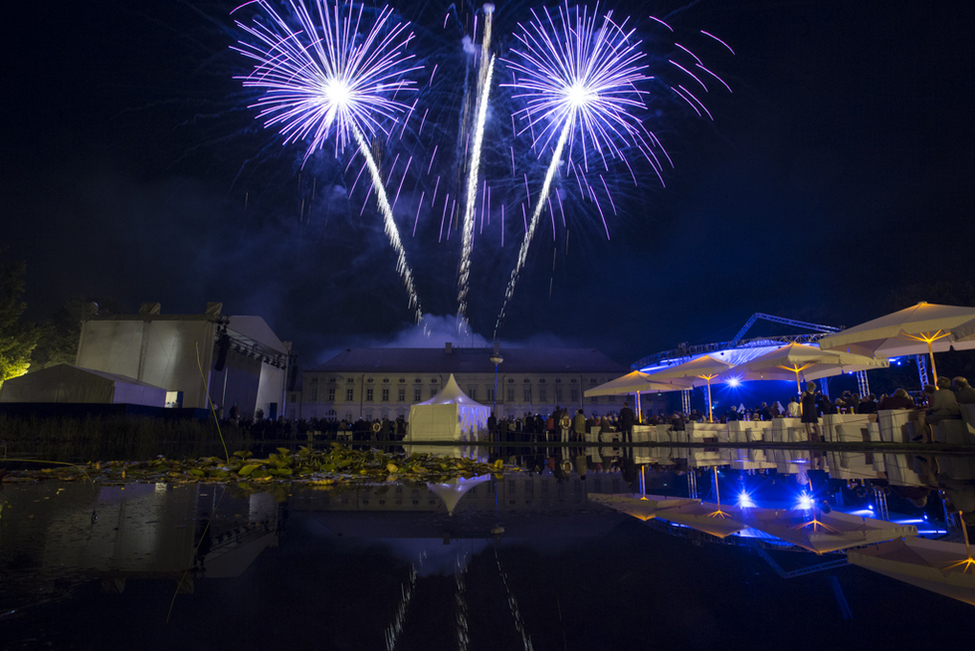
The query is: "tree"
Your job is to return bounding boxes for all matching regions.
[0,257,39,389]
[31,298,126,371]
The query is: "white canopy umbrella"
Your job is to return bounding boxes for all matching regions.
[818,302,975,383]
[643,355,736,423]
[725,342,889,395]
[584,371,693,397]
[950,317,975,343]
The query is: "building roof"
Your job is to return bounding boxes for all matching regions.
[86,303,288,356]
[310,347,627,375]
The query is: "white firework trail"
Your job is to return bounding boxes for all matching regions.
[457,4,497,324]
[493,2,652,336]
[233,0,424,321]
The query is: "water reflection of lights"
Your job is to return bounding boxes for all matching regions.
[737,491,755,508]
[495,548,534,651]
[795,492,815,511]
[385,565,417,651]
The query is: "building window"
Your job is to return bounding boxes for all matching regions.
[310,387,318,402]
[539,388,547,402]
[366,388,374,402]
[555,388,563,402]
[523,387,531,402]
[468,386,477,400]
[328,388,335,401]
[486,388,494,402]
[414,388,422,402]
[507,388,515,402]
[430,387,437,399]
[398,388,405,402]
[571,388,579,402]
[346,388,354,401]
[382,388,389,402]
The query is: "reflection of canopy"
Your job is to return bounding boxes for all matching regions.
[204,533,278,578]
[426,475,491,515]
[587,493,699,521]
[653,501,747,538]
[743,508,917,555]
[584,372,692,398]
[725,343,889,394]
[818,302,975,381]
[847,538,975,606]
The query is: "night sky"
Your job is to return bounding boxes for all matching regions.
[5,0,974,367]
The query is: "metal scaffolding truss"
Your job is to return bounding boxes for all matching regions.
[632,313,844,370]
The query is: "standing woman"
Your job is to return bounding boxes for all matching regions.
[801,382,821,442]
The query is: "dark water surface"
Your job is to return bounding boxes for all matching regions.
[2,445,972,650]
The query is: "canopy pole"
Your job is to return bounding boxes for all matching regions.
[713,465,720,506]
[706,380,714,423]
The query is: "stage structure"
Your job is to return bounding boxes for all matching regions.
[632,313,851,412]
[74,302,291,418]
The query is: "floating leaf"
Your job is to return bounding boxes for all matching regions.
[238,464,260,477]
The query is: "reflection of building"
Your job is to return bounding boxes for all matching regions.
[74,302,291,418]
[291,344,627,422]
[0,483,279,594]
[289,471,630,520]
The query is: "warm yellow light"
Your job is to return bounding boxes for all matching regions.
[902,330,951,345]
[791,517,840,533]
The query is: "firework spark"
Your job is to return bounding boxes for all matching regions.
[233,0,424,321]
[494,2,654,337]
[457,4,496,324]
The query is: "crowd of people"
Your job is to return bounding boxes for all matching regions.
[215,376,975,447]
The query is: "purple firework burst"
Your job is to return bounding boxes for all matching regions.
[232,0,421,163]
[504,1,654,172]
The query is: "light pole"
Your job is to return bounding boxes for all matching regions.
[489,353,504,413]
[490,348,503,456]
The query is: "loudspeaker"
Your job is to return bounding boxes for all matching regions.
[213,333,230,372]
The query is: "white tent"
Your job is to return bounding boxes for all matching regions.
[405,374,490,445]
[0,364,166,407]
